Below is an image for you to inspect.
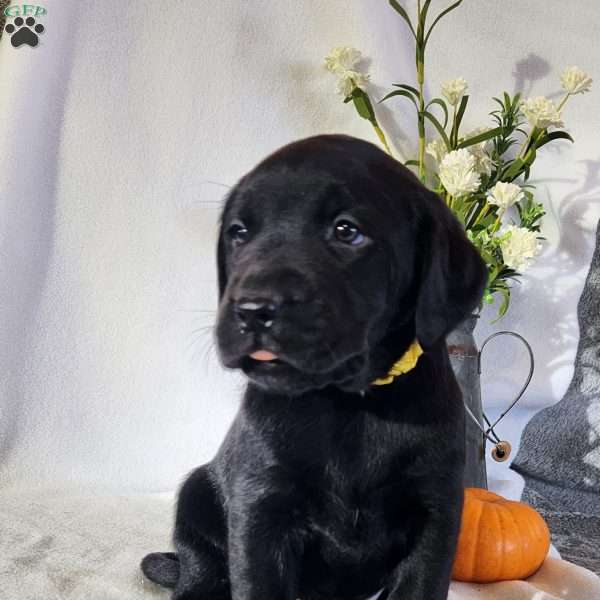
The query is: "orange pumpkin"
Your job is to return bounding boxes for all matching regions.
[452,487,551,583]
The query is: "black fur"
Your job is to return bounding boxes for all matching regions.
[141,135,487,599]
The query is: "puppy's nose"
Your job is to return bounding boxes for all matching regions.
[234,298,280,331]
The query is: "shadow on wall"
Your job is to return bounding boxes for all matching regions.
[538,159,599,383]
[0,9,81,477]
[479,156,600,408]
[512,53,552,97]
[477,48,600,408]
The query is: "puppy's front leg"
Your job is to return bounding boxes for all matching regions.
[228,479,304,600]
[385,494,462,600]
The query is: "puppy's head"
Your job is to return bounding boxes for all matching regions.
[216,135,486,395]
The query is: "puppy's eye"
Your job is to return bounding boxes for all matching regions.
[227,221,249,245]
[334,220,366,246]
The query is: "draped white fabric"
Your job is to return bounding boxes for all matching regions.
[1,0,599,496]
[2,1,600,598]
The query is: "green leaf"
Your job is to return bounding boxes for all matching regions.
[492,97,504,110]
[493,287,511,321]
[424,0,464,46]
[423,110,451,149]
[379,89,419,111]
[351,88,376,124]
[389,0,416,38]
[525,145,537,167]
[392,83,421,98]
[535,130,574,149]
[457,126,503,149]
[426,98,449,128]
[502,157,526,181]
[455,94,469,131]
[419,0,433,33]
[405,159,420,166]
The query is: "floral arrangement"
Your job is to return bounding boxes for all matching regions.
[324,1,592,317]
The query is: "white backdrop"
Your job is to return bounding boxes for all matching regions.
[0,0,598,493]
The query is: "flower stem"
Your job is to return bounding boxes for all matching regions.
[373,123,393,156]
[417,57,426,182]
[557,93,570,112]
[415,2,426,183]
[492,212,503,233]
[472,203,491,227]
[517,129,534,159]
[418,116,425,180]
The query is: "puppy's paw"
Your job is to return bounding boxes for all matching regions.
[141,551,180,588]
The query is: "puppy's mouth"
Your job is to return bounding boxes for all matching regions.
[249,349,280,362]
[235,345,368,394]
[241,349,288,373]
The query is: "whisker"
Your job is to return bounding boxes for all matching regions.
[200,179,232,190]
[185,325,214,354]
[201,337,218,370]
[188,324,215,336]
[188,330,218,375]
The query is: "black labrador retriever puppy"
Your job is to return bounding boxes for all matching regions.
[141,134,487,600]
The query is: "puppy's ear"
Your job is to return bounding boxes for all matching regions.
[415,191,487,349]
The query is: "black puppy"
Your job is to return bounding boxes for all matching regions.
[141,134,487,600]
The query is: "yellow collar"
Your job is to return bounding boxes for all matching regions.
[371,340,424,386]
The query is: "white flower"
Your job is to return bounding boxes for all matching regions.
[500,225,541,271]
[487,182,524,211]
[464,128,493,176]
[561,66,592,95]
[439,149,481,197]
[441,77,468,106]
[426,138,448,164]
[324,46,362,74]
[324,46,370,96]
[335,70,369,97]
[520,96,563,129]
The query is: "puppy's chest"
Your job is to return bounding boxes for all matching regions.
[297,415,425,563]
[302,473,419,579]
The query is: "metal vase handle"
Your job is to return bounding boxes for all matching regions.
[462,331,534,463]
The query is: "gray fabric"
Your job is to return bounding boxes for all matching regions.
[511,218,600,573]
[520,485,600,575]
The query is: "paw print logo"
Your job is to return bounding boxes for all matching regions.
[4,16,45,48]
